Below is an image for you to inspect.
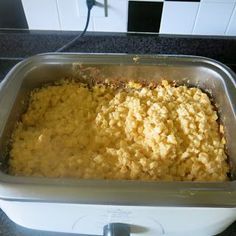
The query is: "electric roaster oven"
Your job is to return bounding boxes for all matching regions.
[0,53,235,236]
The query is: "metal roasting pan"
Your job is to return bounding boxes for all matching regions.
[0,53,235,207]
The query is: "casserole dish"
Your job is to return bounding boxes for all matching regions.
[0,53,235,235]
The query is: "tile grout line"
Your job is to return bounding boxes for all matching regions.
[191,1,201,34]
[56,0,62,31]
[157,0,164,33]
[224,2,236,35]
[126,0,129,32]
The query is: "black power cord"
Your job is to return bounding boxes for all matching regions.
[56,0,95,52]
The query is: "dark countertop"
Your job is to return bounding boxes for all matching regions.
[0,30,236,64]
[0,30,236,236]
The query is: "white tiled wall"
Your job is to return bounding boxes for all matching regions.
[193,2,235,35]
[160,0,236,36]
[226,5,236,35]
[21,0,128,32]
[160,2,199,34]
[92,0,128,32]
[201,0,235,3]
[57,0,94,31]
[21,0,60,30]
[21,0,236,36]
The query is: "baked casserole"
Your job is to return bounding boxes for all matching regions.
[9,80,229,181]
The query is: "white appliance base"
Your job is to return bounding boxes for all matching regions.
[0,200,235,236]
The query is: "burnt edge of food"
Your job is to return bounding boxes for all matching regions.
[2,91,32,174]
[0,142,10,173]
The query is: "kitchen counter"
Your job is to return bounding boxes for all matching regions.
[0,30,236,63]
[0,30,235,236]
